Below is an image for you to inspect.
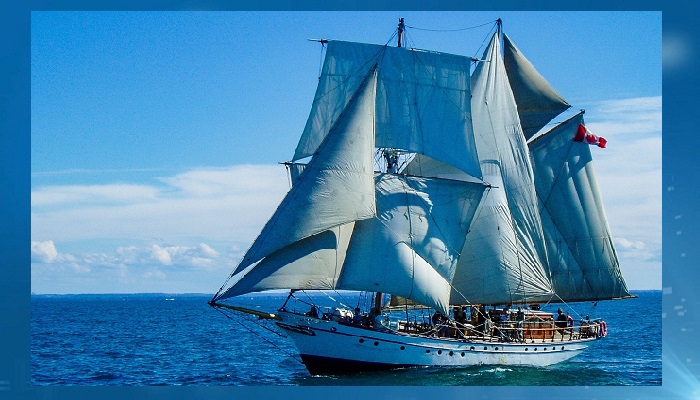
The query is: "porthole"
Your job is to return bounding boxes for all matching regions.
[359,338,364,343]
[552,347,556,351]
[438,350,442,355]
[534,348,538,351]
[426,349,431,354]
[374,341,379,346]
[449,351,454,356]
[495,347,499,351]
[461,352,465,357]
[525,348,528,351]
[483,346,488,350]
[561,346,565,351]
[400,346,405,350]
[470,346,475,351]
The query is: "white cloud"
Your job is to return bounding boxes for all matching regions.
[31,240,76,264]
[31,164,290,244]
[31,240,60,263]
[31,239,232,294]
[616,238,646,251]
[583,96,661,137]
[112,243,223,269]
[160,166,284,197]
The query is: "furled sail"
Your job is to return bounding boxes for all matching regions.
[529,113,631,301]
[216,70,379,301]
[503,33,570,140]
[337,174,486,315]
[294,40,482,180]
[449,31,554,305]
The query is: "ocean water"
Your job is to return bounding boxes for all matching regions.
[31,291,661,386]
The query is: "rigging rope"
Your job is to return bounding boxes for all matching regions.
[213,305,303,364]
[406,20,498,32]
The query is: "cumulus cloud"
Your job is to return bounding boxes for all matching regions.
[31,240,76,264]
[112,243,222,269]
[31,239,230,293]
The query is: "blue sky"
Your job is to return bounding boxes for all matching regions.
[30,11,662,294]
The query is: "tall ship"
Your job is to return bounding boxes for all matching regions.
[209,18,633,374]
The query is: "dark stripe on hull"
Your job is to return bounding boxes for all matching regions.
[300,354,418,375]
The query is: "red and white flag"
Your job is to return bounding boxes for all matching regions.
[574,123,607,148]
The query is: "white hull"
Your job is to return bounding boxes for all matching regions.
[277,311,595,374]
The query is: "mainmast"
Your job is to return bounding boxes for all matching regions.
[376,16,405,315]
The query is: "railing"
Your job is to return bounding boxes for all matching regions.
[396,319,605,343]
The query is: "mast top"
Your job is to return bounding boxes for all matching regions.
[397,18,405,48]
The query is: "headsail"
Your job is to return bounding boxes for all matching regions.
[213,69,378,301]
[503,33,570,140]
[450,31,554,305]
[529,113,631,301]
[294,40,482,180]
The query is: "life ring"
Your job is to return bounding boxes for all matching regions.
[598,321,608,337]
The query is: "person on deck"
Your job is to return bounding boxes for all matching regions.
[580,315,592,337]
[484,312,494,338]
[305,305,319,318]
[455,306,468,338]
[555,308,568,335]
[516,307,526,342]
[352,307,364,325]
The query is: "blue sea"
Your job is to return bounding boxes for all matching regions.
[31,290,661,386]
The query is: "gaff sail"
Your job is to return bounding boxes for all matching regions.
[529,113,631,301]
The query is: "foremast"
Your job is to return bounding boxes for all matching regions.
[213,18,488,316]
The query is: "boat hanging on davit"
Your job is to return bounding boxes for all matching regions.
[209,18,635,375]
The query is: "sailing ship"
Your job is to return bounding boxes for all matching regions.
[209,18,633,374]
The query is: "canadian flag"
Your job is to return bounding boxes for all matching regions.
[574,123,607,148]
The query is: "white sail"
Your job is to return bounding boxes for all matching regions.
[450,32,554,305]
[293,40,482,180]
[227,69,378,278]
[217,223,355,299]
[529,113,631,301]
[337,174,486,315]
[502,33,570,140]
[286,162,306,185]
